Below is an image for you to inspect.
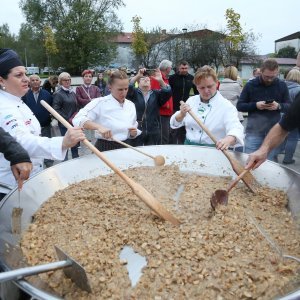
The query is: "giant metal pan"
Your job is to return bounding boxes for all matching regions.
[0,145,299,299]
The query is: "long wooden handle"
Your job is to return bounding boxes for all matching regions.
[186,108,218,144]
[112,138,155,160]
[227,169,250,193]
[182,101,238,163]
[40,101,180,225]
[227,162,255,193]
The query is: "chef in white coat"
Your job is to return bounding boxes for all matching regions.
[0,48,85,196]
[73,70,140,152]
[170,65,244,151]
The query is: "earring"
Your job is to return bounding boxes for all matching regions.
[1,86,5,90]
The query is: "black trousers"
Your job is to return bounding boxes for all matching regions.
[159,115,171,145]
[170,126,186,145]
[95,139,131,152]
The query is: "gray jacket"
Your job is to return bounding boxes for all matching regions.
[219,78,243,121]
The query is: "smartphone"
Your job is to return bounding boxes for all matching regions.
[264,99,274,104]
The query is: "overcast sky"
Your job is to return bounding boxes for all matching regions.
[1,0,299,54]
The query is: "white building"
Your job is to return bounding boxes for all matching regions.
[275,32,300,53]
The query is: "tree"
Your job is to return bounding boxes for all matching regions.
[44,25,58,74]
[223,8,259,68]
[131,16,148,67]
[276,46,297,58]
[20,0,124,74]
[0,24,17,49]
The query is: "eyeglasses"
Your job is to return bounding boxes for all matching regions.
[62,79,71,82]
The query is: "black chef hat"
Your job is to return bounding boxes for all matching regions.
[0,48,24,77]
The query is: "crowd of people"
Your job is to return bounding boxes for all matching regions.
[1,47,300,200]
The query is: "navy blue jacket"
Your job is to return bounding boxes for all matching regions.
[127,84,171,135]
[237,76,290,134]
[22,89,53,127]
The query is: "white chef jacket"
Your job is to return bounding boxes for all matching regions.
[73,94,141,141]
[170,91,244,146]
[0,90,66,193]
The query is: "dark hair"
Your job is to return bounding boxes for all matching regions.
[261,58,278,72]
[178,60,189,66]
[107,70,128,85]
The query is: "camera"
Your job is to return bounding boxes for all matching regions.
[264,99,274,104]
[143,69,156,76]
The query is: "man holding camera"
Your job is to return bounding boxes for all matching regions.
[237,58,291,161]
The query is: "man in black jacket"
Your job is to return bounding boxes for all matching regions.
[0,127,32,199]
[169,61,198,144]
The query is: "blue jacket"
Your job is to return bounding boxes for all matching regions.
[127,84,171,135]
[237,76,290,134]
[22,89,53,127]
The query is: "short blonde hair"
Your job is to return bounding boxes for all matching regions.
[286,68,300,84]
[193,65,217,85]
[58,72,71,84]
[224,66,238,81]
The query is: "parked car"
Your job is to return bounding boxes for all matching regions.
[42,67,54,74]
[26,66,40,75]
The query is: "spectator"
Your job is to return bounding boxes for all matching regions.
[76,69,101,141]
[169,60,198,144]
[0,127,32,199]
[22,74,54,167]
[53,72,80,160]
[150,59,173,144]
[237,58,291,162]
[42,75,58,95]
[73,70,140,151]
[127,68,172,146]
[0,48,84,197]
[219,65,244,123]
[94,72,108,96]
[76,69,101,108]
[281,68,300,164]
[170,66,244,150]
[248,68,261,81]
[246,92,300,170]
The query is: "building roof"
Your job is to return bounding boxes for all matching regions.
[240,55,296,66]
[116,32,133,44]
[275,31,300,42]
[274,57,297,65]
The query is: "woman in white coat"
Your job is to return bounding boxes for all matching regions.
[0,48,85,198]
[170,65,244,151]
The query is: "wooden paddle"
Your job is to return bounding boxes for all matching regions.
[41,101,180,225]
[180,101,257,192]
[112,138,165,166]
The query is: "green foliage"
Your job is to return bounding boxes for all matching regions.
[225,8,244,50]
[131,16,148,65]
[19,0,124,74]
[276,46,297,58]
[0,24,17,49]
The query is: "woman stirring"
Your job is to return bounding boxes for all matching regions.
[73,70,140,151]
[170,66,244,150]
[0,48,85,197]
